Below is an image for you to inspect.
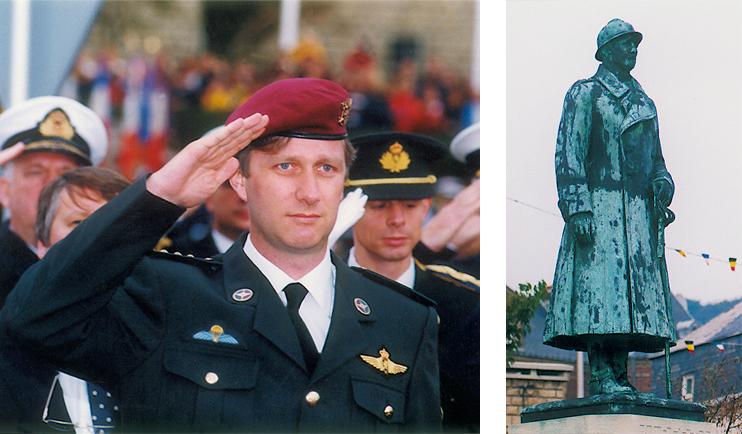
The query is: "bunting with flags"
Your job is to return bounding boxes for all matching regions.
[508,197,742,273]
[685,341,695,354]
[715,343,725,353]
[116,56,170,180]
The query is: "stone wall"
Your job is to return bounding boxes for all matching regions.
[85,1,205,58]
[81,1,476,79]
[297,1,477,78]
[506,361,572,426]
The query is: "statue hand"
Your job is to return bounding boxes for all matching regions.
[569,212,594,246]
[653,180,672,206]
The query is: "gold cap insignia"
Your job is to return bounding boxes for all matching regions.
[360,348,407,375]
[38,109,75,140]
[379,142,410,173]
[338,98,353,126]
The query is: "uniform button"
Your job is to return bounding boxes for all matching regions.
[384,405,394,418]
[305,391,320,406]
[205,372,219,384]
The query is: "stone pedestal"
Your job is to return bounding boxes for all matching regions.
[508,394,721,434]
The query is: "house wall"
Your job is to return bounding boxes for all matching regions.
[651,336,742,401]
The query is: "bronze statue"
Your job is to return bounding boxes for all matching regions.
[544,18,676,395]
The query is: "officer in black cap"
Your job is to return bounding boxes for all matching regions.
[346,132,480,431]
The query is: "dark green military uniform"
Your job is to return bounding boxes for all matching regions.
[414,262,479,431]
[345,132,481,431]
[1,178,441,432]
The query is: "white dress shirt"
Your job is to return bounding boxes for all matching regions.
[56,372,95,434]
[347,246,416,289]
[211,229,234,254]
[243,234,335,352]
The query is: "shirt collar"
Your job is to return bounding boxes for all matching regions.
[348,246,416,288]
[243,234,335,316]
[211,229,234,254]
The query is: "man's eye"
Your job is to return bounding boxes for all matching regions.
[278,163,291,170]
[320,164,333,172]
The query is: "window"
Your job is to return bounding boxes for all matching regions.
[681,374,694,401]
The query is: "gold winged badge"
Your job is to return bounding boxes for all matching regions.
[360,348,408,375]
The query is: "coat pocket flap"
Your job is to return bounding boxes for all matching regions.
[164,345,259,390]
[351,377,405,424]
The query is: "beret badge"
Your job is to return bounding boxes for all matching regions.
[379,142,410,173]
[338,98,353,126]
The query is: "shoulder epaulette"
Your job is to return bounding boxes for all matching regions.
[351,266,436,308]
[148,249,223,268]
[416,260,480,292]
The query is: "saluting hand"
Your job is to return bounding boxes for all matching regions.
[146,114,268,208]
[420,179,480,252]
[0,142,25,167]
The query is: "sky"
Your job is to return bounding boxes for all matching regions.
[505,0,742,305]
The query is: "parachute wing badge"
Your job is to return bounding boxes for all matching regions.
[360,348,407,375]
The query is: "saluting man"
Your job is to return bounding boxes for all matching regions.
[1,78,441,432]
[345,132,480,431]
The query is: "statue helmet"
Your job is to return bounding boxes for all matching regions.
[595,18,642,61]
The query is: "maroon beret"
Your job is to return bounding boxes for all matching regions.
[226,78,352,140]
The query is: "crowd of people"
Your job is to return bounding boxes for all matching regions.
[0,41,480,432]
[60,36,479,178]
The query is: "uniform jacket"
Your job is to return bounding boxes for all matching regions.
[0,222,62,433]
[0,221,39,306]
[0,179,441,433]
[544,64,676,353]
[160,204,220,258]
[413,263,479,431]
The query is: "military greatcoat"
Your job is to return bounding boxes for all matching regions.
[1,179,441,433]
[544,64,676,353]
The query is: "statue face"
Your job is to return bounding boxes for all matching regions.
[604,35,638,72]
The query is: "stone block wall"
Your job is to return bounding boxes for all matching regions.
[506,361,572,426]
[80,1,476,80]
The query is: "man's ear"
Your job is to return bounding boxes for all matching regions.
[229,172,248,203]
[422,197,433,214]
[0,176,11,209]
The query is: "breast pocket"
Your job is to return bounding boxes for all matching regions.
[161,342,259,429]
[351,377,406,427]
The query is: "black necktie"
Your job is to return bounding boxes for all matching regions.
[283,283,319,374]
[88,382,117,432]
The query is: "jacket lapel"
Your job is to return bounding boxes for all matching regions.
[311,254,375,382]
[594,65,656,135]
[220,234,308,371]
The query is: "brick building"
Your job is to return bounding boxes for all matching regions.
[82,0,478,82]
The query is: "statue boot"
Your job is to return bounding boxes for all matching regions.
[587,342,637,395]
